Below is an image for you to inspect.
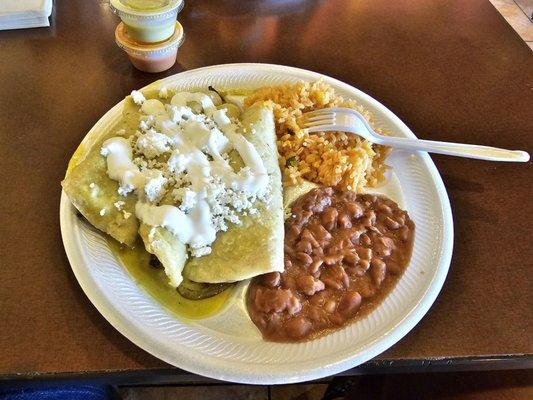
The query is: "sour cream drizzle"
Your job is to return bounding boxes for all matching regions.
[101,137,144,196]
[101,90,269,254]
[135,200,216,249]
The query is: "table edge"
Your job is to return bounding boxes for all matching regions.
[1,355,531,387]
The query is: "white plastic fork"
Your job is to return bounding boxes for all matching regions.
[300,107,530,162]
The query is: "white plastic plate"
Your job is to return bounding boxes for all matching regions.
[60,63,453,384]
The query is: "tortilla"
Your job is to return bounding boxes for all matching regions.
[183,103,284,283]
[60,93,154,247]
[62,142,139,246]
[282,180,319,219]
[63,90,284,286]
[139,223,187,287]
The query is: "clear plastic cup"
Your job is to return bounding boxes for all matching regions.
[110,0,184,43]
[115,21,184,73]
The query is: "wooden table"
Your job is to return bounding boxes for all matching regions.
[0,0,531,385]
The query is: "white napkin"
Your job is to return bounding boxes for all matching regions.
[0,0,53,30]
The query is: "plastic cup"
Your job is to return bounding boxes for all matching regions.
[115,21,184,73]
[110,0,184,43]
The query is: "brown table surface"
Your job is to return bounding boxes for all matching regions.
[0,0,532,385]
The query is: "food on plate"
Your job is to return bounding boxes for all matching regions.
[248,188,415,342]
[183,104,284,283]
[62,79,415,339]
[62,119,140,247]
[62,87,284,292]
[282,179,318,218]
[246,81,390,192]
[177,277,232,300]
[108,240,233,318]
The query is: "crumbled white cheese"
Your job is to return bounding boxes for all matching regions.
[99,208,106,216]
[172,187,197,211]
[159,86,169,99]
[89,182,96,188]
[131,90,145,105]
[136,129,172,159]
[190,246,212,257]
[118,186,133,197]
[212,108,231,127]
[139,120,150,131]
[167,152,189,174]
[168,105,195,123]
[143,170,167,203]
[140,114,154,125]
[101,90,271,261]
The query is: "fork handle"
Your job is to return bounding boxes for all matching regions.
[376,136,530,162]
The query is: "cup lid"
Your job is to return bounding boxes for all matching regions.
[115,21,185,57]
[110,0,184,18]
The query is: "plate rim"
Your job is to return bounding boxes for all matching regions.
[60,62,454,384]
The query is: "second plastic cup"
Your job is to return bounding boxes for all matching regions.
[115,21,184,73]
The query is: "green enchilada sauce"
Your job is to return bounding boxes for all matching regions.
[107,239,232,319]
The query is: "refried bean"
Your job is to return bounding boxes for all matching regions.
[247,187,415,342]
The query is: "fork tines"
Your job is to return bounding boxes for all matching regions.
[299,109,336,127]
